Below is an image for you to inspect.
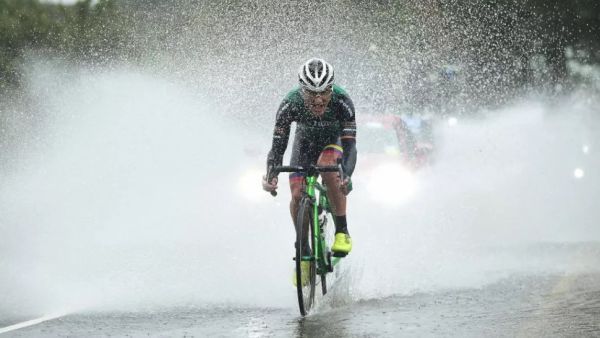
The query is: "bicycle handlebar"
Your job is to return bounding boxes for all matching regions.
[271,165,340,174]
[267,159,345,197]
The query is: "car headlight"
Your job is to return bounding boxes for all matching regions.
[582,144,589,154]
[237,167,267,202]
[366,163,418,207]
[573,167,585,179]
[448,116,458,127]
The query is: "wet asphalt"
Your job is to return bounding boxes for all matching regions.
[3,271,599,337]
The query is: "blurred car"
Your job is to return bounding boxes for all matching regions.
[355,112,435,207]
[358,113,434,171]
[397,112,435,169]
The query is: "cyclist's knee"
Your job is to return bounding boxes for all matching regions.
[290,180,304,202]
[322,172,342,196]
[291,189,303,204]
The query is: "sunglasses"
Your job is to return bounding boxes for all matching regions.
[303,86,333,97]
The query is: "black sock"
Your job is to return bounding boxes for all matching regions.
[334,215,349,235]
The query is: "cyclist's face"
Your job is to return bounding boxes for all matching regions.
[303,86,332,117]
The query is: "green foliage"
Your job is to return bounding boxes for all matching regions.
[0,0,129,88]
[0,0,598,91]
[405,0,600,98]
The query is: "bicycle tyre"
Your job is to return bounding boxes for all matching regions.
[320,211,335,296]
[296,196,316,316]
[320,219,328,296]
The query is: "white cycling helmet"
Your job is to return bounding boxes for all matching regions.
[298,58,334,92]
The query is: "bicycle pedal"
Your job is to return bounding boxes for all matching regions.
[332,252,348,258]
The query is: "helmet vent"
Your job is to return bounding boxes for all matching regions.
[298,58,334,92]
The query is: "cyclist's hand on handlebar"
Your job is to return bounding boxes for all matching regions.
[340,176,353,196]
[262,175,278,193]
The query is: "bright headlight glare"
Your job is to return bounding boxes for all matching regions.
[448,117,458,127]
[237,168,267,202]
[366,163,417,206]
[574,167,585,179]
[582,145,589,154]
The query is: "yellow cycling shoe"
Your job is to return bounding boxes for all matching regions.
[332,233,352,255]
[293,261,311,287]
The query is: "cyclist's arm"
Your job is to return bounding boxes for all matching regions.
[341,135,356,177]
[339,94,357,177]
[267,100,294,171]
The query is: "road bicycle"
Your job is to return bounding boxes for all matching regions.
[268,161,346,316]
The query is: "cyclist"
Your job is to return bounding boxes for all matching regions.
[262,58,357,257]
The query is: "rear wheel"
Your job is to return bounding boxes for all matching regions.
[320,211,336,295]
[295,196,316,316]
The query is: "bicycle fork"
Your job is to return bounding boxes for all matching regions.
[315,192,334,274]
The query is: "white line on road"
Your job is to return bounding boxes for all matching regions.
[0,313,67,335]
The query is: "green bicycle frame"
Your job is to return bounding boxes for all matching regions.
[268,162,345,280]
[303,175,342,274]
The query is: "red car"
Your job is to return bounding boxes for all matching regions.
[354,113,434,207]
[358,113,434,171]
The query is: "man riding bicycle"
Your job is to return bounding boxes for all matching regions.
[262,58,357,256]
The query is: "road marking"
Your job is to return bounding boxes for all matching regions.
[0,313,67,335]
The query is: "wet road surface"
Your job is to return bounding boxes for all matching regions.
[3,272,599,337]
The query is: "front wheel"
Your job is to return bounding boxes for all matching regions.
[295,196,316,316]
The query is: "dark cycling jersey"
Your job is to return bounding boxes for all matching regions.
[267,85,357,177]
